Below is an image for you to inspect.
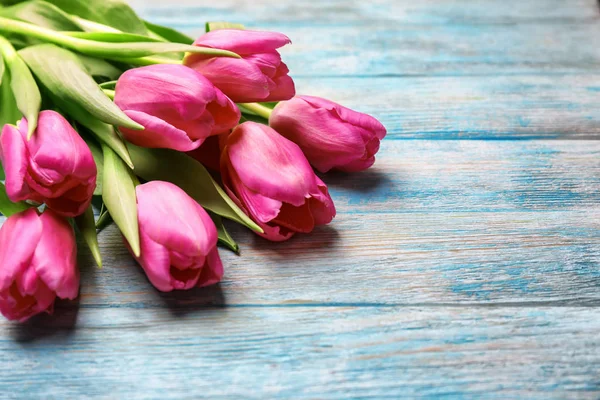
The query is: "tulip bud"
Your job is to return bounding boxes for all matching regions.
[220,122,336,241]
[184,29,295,103]
[0,208,79,322]
[128,181,223,292]
[0,110,97,217]
[270,96,387,172]
[114,64,240,152]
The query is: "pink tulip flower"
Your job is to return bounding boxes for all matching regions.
[129,181,223,292]
[220,122,336,241]
[114,64,240,152]
[0,209,79,322]
[270,96,387,172]
[184,29,295,103]
[0,111,97,217]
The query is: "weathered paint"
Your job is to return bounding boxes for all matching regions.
[1,0,600,398]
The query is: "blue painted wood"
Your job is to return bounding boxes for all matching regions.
[293,76,600,139]
[2,0,600,398]
[131,0,600,77]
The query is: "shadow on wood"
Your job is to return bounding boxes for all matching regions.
[9,298,80,344]
[157,284,227,316]
[322,168,393,193]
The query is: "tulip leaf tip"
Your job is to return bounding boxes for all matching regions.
[92,249,103,269]
[131,242,141,258]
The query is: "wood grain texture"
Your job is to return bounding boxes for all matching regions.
[1,307,599,399]
[131,0,600,77]
[295,76,600,139]
[41,141,600,307]
[2,0,600,398]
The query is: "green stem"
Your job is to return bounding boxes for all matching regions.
[0,36,17,63]
[102,89,115,100]
[70,15,122,33]
[238,102,273,121]
[0,16,240,60]
[112,56,183,66]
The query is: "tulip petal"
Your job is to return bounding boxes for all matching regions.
[270,97,366,172]
[0,124,31,202]
[0,280,55,322]
[136,182,218,258]
[45,182,95,217]
[264,62,296,101]
[196,247,224,287]
[271,201,315,233]
[114,64,215,123]
[193,29,291,54]
[169,262,203,290]
[208,89,241,134]
[309,177,337,225]
[3,111,97,216]
[302,95,387,140]
[0,209,42,292]
[227,123,318,206]
[222,151,282,224]
[136,229,173,292]
[257,223,295,242]
[32,210,79,299]
[122,110,203,151]
[244,52,282,78]
[26,111,95,179]
[184,56,270,103]
[173,110,215,141]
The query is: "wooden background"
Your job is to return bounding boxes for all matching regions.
[2,0,600,398]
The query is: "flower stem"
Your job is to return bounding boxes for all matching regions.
[238,103,273,121]
[113,56,183,66]
[102,89,115,100]
[0,35,17,63]
[0,16,240,60]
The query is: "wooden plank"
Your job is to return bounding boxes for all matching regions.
[132,0,600,23]
[1,306,599,398]
[14,140,597,307]
[131,0,600,76]
[293,76,600,139]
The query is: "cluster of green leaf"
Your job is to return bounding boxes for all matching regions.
[0,0,256,266]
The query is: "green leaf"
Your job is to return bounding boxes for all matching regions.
[95,206,112,231]
[127,144,263,233]
[0,0,25,5]
[18,44,142,130]
[75,205,102,267]
[0,36,40,138]
[75,53,121,80]
[206,21,245,32]
[61,101,133,169]
[0,47,4,83]
[0,18,241,60]
[0,70,22,127]
[144,20,193,45]
[63,31,162,43]
[69,15,121,33]
[261,102,279,109]
[42,0,148,35]
[211,213,239,253]
[0,181,30,216]
[84,137,103,195]
[102,144,140,257]
[98,80,116,90]
[0,0,83,31]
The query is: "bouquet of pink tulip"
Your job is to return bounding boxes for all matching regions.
[0,0,386,322]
